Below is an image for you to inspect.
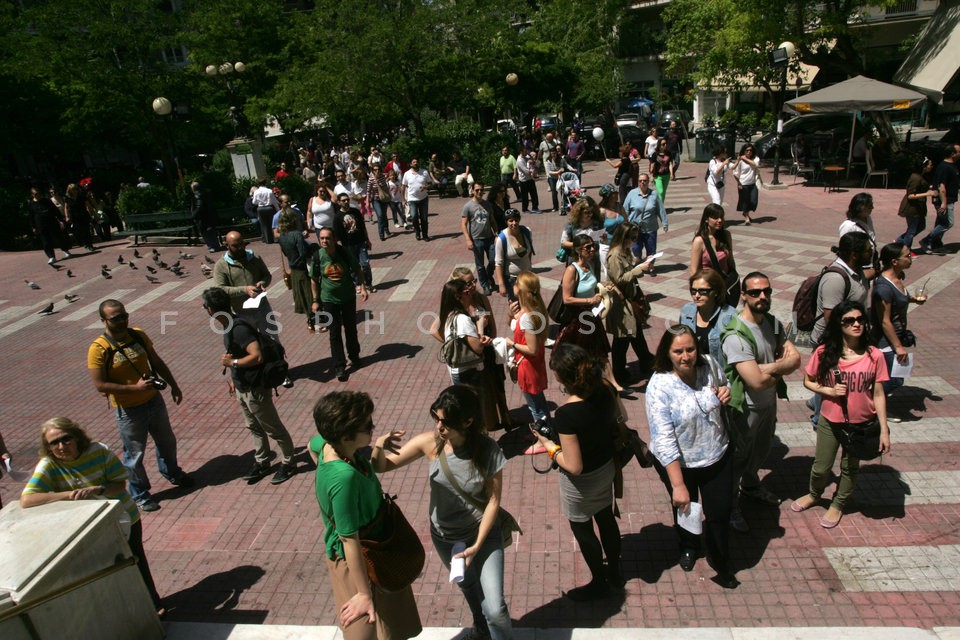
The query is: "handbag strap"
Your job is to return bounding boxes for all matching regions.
[437,449,488,513]
[100,331,152,379]
[278,244,290,276]
[702,233,725,275]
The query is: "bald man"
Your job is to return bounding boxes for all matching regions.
[213,231,292,387]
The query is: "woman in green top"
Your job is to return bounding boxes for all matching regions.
[371,385,513,640]
[309,391,422,640]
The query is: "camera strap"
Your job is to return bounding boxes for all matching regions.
[100,331,155,380]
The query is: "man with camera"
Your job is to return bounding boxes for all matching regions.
[88,299,193,512]
[202,288,296,485]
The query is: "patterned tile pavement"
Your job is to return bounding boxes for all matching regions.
[2,158,960,636]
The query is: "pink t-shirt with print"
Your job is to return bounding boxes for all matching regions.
[806,346,889,424]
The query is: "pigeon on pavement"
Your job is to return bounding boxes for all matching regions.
[66,270,74,278]
[38,302,54,314]
[101,268,112,279]
[146,265,157,274]
[146,275,160,284]
[25,280,40,290]
[204,255,215,264]
[117,255,125,264]
[133,249,142,259]
[64,294,80,303]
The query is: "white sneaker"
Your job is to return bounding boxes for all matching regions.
[48,257,56,265]
[62,251,72,259]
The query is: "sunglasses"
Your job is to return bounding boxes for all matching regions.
[744,287,773,298]
[690,288,713,297]
[581,245,596,252]
[430,410,463,430]
[47,435,75,447]
[105,312,129,323]
[840,315,866,327]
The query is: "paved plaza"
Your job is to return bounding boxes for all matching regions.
[2,159,960,637]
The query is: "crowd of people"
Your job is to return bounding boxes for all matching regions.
[8,135,948,640]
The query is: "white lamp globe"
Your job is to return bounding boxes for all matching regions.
[505,73,519,86]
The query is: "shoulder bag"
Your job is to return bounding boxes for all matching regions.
[702,234,739,306]
[546,266,580,325]
[831,365,882,461]
[319,491,425,592]
[438,314,483,369]
[278,245,292,290]
[438,451,522,548]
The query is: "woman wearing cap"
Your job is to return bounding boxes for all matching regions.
[597,184,624,280]
[494,209,534,302]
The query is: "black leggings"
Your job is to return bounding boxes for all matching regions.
[568,506,621,582]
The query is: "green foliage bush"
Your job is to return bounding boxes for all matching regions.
[276,175,313,210]
[116,185,177,217]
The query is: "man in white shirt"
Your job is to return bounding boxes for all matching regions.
[401,158,434,241]
[517,153,541,213]
[251,179,280,245]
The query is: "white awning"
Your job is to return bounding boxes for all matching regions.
[894,0,960,104]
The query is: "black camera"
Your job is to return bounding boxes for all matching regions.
[533,419,557,443]
[142,375,168,391]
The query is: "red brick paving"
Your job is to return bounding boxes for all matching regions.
[1,158,959,630]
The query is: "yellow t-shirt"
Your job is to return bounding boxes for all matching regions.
[87,328,158,409]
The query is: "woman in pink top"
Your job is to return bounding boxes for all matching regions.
[793,300,891,528]
[689,204,738,306]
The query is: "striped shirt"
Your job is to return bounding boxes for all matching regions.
[22,442,139,524]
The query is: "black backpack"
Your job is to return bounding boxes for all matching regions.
[231,318,289,391]
[792,266,851,332]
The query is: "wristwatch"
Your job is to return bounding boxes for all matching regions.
[232,359,239,369]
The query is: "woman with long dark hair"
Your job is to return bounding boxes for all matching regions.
[689,204,738,306]
[606,143,639,209]
[531,344,624,600]
[649,138,674,203]
[679,269,737,364]
[840,192,878,278]
[871,242,927,400]
[431,278,489,388]
[792,300,891,528]
[372,385,513,640]
[64,183,94,251]
[896,157,937,252]
[645,326,738,588]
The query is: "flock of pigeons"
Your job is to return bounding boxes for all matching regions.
[25,248,215,316]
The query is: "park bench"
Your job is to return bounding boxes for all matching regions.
[114,210,196,246]
[214,206,257,243]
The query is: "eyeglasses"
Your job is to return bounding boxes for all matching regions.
[105,312,129,323]
[840,315,866,327]
[690,288,713,297]
[638,179,649,183]
[47,435,75,448]
[744,287,773,298]
[581,245,596,252]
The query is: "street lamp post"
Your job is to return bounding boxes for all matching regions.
[152,96,181,189]
[768,41,796,186]
[204,61,248,139]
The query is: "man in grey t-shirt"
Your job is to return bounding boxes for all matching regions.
[722,272,800,532]
[460,182,499,295]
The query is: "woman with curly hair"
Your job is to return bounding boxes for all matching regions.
[531,344,624,601]
[792,300,891,528]
[308,392,422,639]
[371,385,513,640]
[560,197,603,273]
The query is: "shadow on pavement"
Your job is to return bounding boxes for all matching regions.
[163,564,268,624]
[515,589,626,630]
[622,523,675,584]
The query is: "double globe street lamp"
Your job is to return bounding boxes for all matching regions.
[768,41,796,186]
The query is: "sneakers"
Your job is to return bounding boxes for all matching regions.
[242,461,272,484]
[137,498,161,512]
[61,251,72,259]
[270,463,296,485]
[48,257,56,265]
[281,377,294,389]
[335,367,349,382]
[729,510,749,533]
[741,485,781,505]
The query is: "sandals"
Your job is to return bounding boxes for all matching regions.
[790,496,816,512]
[819,510,843,529]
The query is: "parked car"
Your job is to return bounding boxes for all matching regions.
[533,114,561,132]
[496,119,518,135]
[603,124,646,156]
[754,113,864,159]
[615,113,642,128]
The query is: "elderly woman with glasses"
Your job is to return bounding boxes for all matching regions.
[371,385,513,640]
[622,172,667,275]
[20,417,165,615]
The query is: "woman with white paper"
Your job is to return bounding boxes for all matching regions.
[644,325,738,589]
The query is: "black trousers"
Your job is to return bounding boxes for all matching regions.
[320,298,359,369]
[519,180,539,211]
[128,520,162,606]
[257,206,275,244]
[653,448,734,574]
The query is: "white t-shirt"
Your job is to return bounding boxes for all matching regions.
[402,169,432,202]
[838,218,876,245]
[644,136,658,159]
[443,313,483,374]
[708,158,727,187]
[333,183,350,198]
[310,198,335,230]
[733,160,758,186]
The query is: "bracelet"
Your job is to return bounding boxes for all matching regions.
[547,444,562,460]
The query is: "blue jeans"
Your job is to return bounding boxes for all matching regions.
[882,349,904,395]
[389,201,404,225]
[472,237,496,290]
[432,524,512,640]
[408,199,429,238]
[371,200,389,240]
[921,202,955,248]
[897,215,927,250]
[115,393,183,503]
[522,391,549,423]
[631,230,658,264]
[345,243,372,287]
